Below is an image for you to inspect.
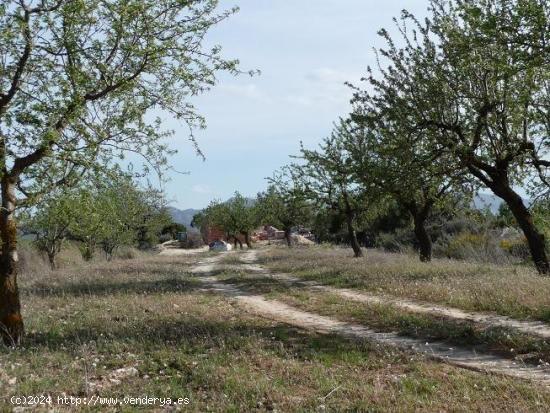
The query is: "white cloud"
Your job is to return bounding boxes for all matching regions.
[192,184,214,194]
[217,83,271,103]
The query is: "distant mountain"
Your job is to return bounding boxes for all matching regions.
[167,207,201,231]
[473,192,503,214]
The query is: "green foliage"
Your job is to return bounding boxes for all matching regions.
[532,200,550,242]
[0,0,243,202]
[200,192,260,246]
[258,171,313,237]
[22,192,80,269]
[26,172,170,263]
[496,203,516,228]
[161,223,187,241]
[347,0,550,272]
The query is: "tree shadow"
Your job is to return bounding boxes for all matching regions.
[23,277,203,298]
[217,275,297,295]
[19,316,384,364]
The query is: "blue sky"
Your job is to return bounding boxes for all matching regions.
[163,1,430,209]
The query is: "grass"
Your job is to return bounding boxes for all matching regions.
[217,269,550,366]
[1,251,549,411]
[257,245,550,322]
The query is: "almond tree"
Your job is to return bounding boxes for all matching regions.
[344,115,470,262]
[0,0,241,344]
[352,0,550,273]
[225,192,259,249]
[294,122,369,258]
[23,190,79,269]
[259,170,313,247]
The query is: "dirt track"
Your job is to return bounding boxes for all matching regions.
[189,251,550,386]
[234,250,550,340]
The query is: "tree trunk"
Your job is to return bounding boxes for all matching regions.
[47,251,56,270]
[233,236,243,250]
[242,231,252,249]
[0,175,24,346]
[491,182,549,274]
[405,201,433,263]
[345,212,363,258]
[413,212,432,262]
[284,228,292,247]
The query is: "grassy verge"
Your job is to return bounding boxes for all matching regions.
[257,245,550,322]
[1,254,548,411]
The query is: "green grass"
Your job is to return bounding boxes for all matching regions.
[1,253,549,411]
[258,245,550,322]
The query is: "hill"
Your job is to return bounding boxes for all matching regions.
[167,207,201,230]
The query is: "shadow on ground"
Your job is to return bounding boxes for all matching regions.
[23,276,202,298]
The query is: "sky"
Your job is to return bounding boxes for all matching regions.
[162,1,430,210]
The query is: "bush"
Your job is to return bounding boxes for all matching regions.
[158,233,173,243]
[443,233,487,260]
[376,229,415,253]
[434,231,521,264]
[179,232,204,249]
[115,246,142,260]
[500,238,530,260]
[19,241,48,276]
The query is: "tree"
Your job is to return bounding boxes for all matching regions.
[199,194,259,249]
[351,0,550,273]
[67,188,102,261]
[294,121,369,257]
[258,170,312,247]
[133,188,173,250]
[67,175,171,260]
[344,115,469,262]
[23,191,79,269]
[0,0,241,343]
[225,192,259,249]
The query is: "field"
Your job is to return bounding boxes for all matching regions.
[257,246,550,322]
[1,245,550,411]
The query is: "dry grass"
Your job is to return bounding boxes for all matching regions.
[19,240,151,283]
[216,268,550,365]
[1,251,549,411]
[258,245,550,322]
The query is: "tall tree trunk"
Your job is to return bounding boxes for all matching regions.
[413,212,432,262]
[345,211,363,258]
[491,182,549,274]
[284,228,292,247]
[242,231,252,249]
[0,175,24,345]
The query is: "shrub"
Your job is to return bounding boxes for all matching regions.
[158,233,173,243]
[376,229,415,253]
[179,232,204,249]
[432,229,541,264]
[500,238,530,260]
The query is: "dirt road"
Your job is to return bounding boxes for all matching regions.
[189,251,550,386]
